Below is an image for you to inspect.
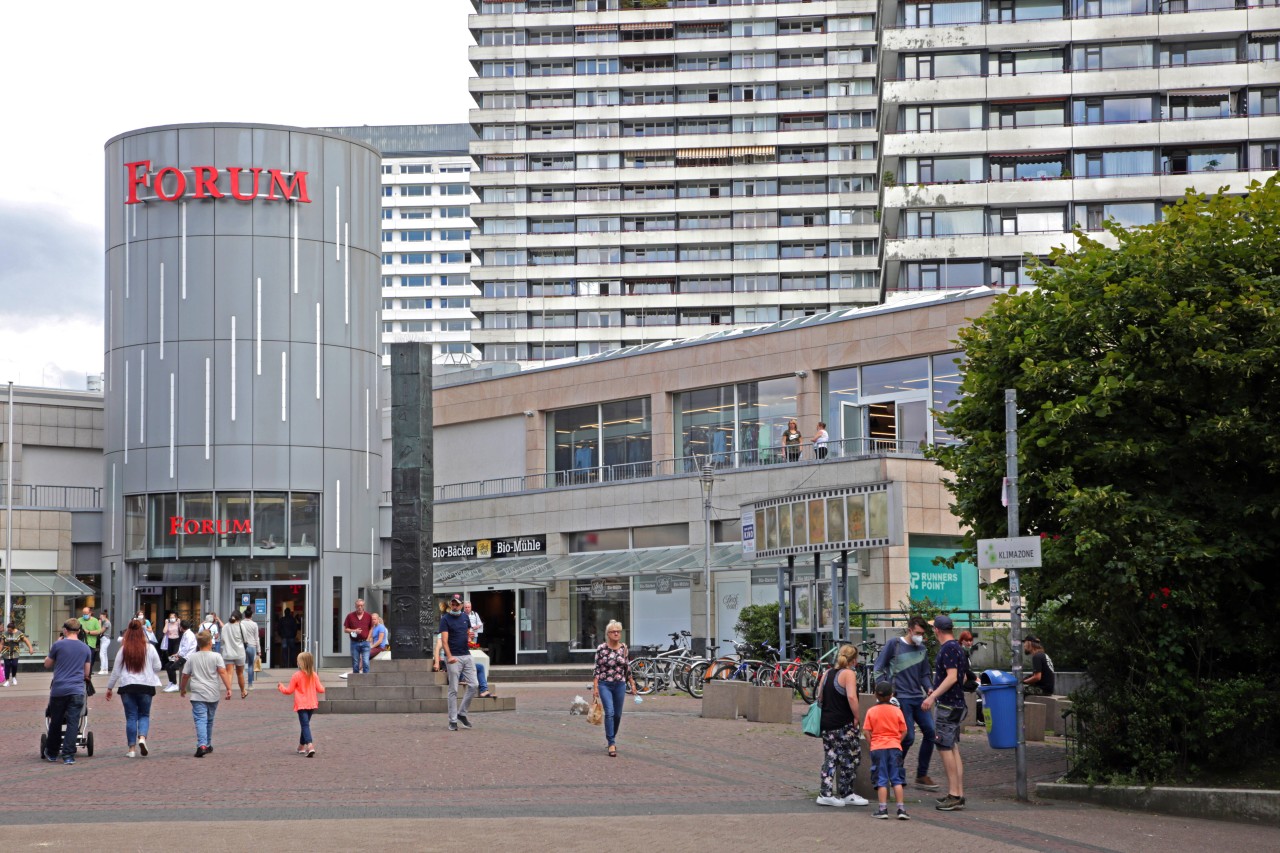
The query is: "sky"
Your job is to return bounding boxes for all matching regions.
[0,1,476,390]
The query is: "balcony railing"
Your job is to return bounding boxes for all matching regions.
[0,483,103,509]
[420,437,926,502]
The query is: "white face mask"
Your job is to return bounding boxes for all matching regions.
[910,634,925,646]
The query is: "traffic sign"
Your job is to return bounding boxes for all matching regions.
[977,536,1042,570]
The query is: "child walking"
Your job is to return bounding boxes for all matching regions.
[278,651,325,756]
[864,680,910,820]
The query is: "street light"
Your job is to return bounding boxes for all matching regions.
[700,463,715,654]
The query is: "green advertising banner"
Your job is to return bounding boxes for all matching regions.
[908,545,978,622]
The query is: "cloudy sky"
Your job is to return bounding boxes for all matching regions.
[0,1,475,390]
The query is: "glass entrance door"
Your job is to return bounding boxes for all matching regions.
[229,581,307,669]
[232,586,270,667]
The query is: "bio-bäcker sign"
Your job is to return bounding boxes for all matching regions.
[976,536,1043,570]
[433,535,547,563]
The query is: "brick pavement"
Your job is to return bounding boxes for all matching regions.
[2,671,1276,851]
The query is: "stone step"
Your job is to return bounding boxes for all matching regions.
[324,684,448,701]
[317,695,516,714]
[369,658,438,673]
[343,671,446,687]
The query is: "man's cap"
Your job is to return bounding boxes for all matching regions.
[932,614,954,631]
[450,594,463,604]
[874,680,894,699]
[1023,634,1040,644]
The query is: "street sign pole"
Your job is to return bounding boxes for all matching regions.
[1005,389,1028,802]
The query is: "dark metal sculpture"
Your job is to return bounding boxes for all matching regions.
[388,343,434,658]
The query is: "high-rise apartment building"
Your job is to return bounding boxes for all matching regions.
[322,124,481,364]
[466,0,883,363]
[877,0,1280,293]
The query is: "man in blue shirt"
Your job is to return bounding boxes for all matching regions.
[922,614,971,811]
[44,619,93,764]
[873,616,938,790]
[439,594,478,731]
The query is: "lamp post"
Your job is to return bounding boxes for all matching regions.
[700,463,715,654]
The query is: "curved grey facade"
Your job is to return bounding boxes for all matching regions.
[101,123,381,666]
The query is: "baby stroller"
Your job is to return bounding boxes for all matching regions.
[40,700,94,759]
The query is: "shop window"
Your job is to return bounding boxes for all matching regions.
[632,524,689,548]
[178,493,214,557]
[217,492,252,556]
[570,578,629,651]
[569,529,630,552]
[149,493,178,559]
[290,493,320,555]
[519,588,547,652]
[125,495,147,559]
[252,493,287,555]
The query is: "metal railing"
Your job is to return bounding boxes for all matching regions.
[429,437,926,502]
[0,483,103,509]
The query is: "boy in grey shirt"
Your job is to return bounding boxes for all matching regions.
[180,630,232,757]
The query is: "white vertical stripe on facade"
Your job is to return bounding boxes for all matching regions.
[124,206,129,299]
[231,315,237,422]
[204,358,210,460]
[344,222,350,326]
[110,463,116,550]
[335,186,341,261]
[370,527,376,586]
[168,372,175,479]
[139,351,145,444]
[315,304,321,399]
[292,204,298,294]
[281,351,288,422]
[123,363,128,464]
[256,277,262,375]
[364,386,370,489]
[335,480,341,550]
[180,202,187,299]
[159,262,165,360]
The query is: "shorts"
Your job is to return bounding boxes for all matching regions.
[934,702,967,751]
[870,748,905,789]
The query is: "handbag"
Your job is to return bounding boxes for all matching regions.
[801,672,826,738]
[83,676,96,697]
[587,697,604,726]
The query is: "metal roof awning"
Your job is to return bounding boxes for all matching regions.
[374,545,761,589]
[576,24,616,32]
[5,571,95,596]
[1167,88,1231,98]
[621,22,672,30]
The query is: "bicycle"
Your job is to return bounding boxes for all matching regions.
[753,643,822,702]
[631,631,700,696]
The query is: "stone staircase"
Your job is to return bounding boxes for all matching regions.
[317,658,516,715]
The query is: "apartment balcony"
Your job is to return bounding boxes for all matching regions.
[0,484,102,510]
[885,232,1078,261]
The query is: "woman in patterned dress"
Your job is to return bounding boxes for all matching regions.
[816,644,869,807]
[591,619,637,757]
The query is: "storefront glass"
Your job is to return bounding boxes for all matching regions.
[570,577,629,651]
[290,493,320,555]
[519,588,547,651]
[674,384,736,461]
[179,492,214,557]
[252,492,288,555]
[217,492,252,556]
[125,495,147,558]
[148,493,179,559]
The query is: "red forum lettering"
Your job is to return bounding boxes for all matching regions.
[184,520,200,534]
[191,165,223,200]
[227,166,263,201]
[266,169,311,203]
[154,166,187,201]
[125,160,152,205]
[201,520,215,535]
[169,515,182,535]
[232,519,252,534]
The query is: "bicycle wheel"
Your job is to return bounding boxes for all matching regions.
[685,660,710,698]
[630,659,656,696]
[672,660,691,694]
[754,665,777,687]
[796,663,821,704]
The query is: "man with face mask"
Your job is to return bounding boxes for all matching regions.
[439,594,478,731]
[874,616,939,789]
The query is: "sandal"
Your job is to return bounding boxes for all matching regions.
[608,745,617,757]
[241,690,249,699]
[479,691,495,698]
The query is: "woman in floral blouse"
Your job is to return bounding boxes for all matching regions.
[592,619,637,757]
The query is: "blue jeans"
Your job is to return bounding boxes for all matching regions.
[351,640,371,674]
[477,663,488,692]
[597,680,626,747]
[46,692,85,757]
[245,648,257,686]
[899,697,936,778]
[297,709,314,745]
[120,692,153,746]
[191,700,219,747]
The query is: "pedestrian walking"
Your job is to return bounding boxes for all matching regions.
[78,606,102,661]
[241,610,261,687]
[220,610,250,698]
[865,681,910,820]
[164,620,196,692]
[922,614,970,811]
[104,619,163,757]
[97,611,112,675]
[815,644,869,807]
[179,630,232,758]
[158,611,181,688]
[591,619,637,758]
[277,651,325,756]
[43,619,93,764]
[3,621,34,686]
[440,594,478,731]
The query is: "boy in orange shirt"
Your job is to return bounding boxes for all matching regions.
[864,680,910,819]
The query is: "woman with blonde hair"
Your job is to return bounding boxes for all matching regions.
[815,644,869,807]
[591,619,637,757]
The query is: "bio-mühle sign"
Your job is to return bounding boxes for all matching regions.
[433,535,547,563]
[124,161,312,204]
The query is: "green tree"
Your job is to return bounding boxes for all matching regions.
[934,179,1280,782]
[735,603,780,654]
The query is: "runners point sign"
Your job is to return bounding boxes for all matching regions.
[124,160,311,204]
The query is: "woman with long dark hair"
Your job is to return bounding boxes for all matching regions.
[104,619,164,757]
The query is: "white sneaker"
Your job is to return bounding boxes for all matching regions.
[844,793,870,806]
[125,750,137,758]
[98,670,109,675]
[164,684,180,692]
[339,672,350,679]
[816,796,846,808]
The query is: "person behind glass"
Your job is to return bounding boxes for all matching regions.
[815,644,870,807]
[783,419,803,462]
[591,620,636,758]
[159,611,182,690]
[812,421,829,460]
[342,599,373,678]
[440,594,478,731]
[241,609,261,687]
[180,629,232,758]
[97,611,113,675]
[277,608,299,668]
[278,650,324,757]
[104,619,163,758]
[43,619,93,763]
[958,630,985,726]
[3,621,35,686]
[220,610,250,699]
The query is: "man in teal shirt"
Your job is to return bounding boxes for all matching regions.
[873,616,938,789]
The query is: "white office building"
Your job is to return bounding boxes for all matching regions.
[322,125,482,365]
[877,0,1280,293]
[466,0,883,363]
